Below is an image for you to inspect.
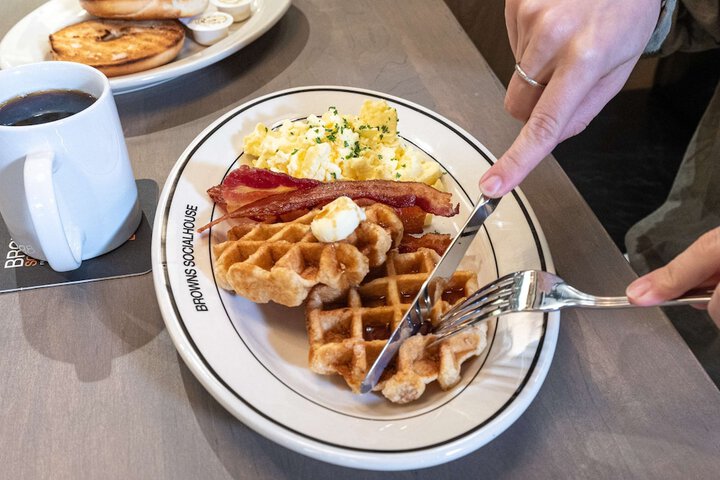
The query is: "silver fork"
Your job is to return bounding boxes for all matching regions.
[432,270,714,341]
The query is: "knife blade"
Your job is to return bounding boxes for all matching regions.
[359,194,501,394]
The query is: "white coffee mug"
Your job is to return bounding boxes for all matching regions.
[0,62,141,272]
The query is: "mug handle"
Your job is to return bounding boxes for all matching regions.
[24,151,82,272]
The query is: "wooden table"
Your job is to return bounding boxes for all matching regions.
[2,1,719,478]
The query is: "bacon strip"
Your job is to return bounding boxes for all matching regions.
[198,166,458,233]
[199,180,458,232]
[222,165,321,189]
[210,185,299,213]
[395,206,427,234]
[208,166,320,212]
[353,201,426,234]
[239,180,457,217]
[399,233,453,255]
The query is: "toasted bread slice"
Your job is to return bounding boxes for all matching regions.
[49,20,185,77]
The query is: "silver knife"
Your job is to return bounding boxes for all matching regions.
[359,194,501,393]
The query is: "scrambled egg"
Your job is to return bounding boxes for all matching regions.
[243,100,443,188]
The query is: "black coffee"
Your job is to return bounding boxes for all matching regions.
[0,89,97,127]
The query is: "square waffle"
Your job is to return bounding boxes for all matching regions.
[306,247,487,403]
[213,203,403,307]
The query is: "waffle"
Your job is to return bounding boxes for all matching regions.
[306,247,487,403]
[213,204,403,307]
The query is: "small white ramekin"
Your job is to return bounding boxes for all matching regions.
[182,11,234,46]
[210,0,253,22]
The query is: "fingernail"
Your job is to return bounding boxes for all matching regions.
[480,175,502,197]
[627,278,651,300]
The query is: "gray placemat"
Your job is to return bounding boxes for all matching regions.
[0,179,157,293]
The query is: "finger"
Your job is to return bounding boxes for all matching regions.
[701,272,720,287]
[505,33,556,121]
[558,59,636,141]
[688,273,720,312]
[696,284,720,325]
[505,1,518,58]
[627,227,720,305]
[512,0,546,61]
[505,0,578,122]
[505,72,544,122]
[709,287,720,328]
[481,62,600,197]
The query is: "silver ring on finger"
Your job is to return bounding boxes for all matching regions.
[514,63,547,89]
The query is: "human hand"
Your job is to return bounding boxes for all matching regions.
[480,0,662,198]
[627,227,720,326]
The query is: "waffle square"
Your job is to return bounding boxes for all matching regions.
[306,248,487,403]
[213,204,403,307]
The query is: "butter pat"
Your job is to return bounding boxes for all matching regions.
[311,197,366,243]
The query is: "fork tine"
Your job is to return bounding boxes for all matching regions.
[434,297,511,336]
[442,273,516,319]
[443,288,513,323]
[429,302,508,345]
[441,274,516,324]
[428,271,522,345]
[442,283,515,324]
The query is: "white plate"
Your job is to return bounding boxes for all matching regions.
[151,86,560,470]
[0,0,290,94]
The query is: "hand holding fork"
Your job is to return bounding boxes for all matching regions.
[433,270,713,341]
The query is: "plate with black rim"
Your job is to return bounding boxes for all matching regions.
[151,86,559,470]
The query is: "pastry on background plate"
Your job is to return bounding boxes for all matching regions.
[49,19,185,77]
[79,0,208,20]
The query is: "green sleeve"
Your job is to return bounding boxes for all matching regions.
[645,0,720,55]
[645,0,677,54]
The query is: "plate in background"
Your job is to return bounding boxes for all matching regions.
[0,0,290,94]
